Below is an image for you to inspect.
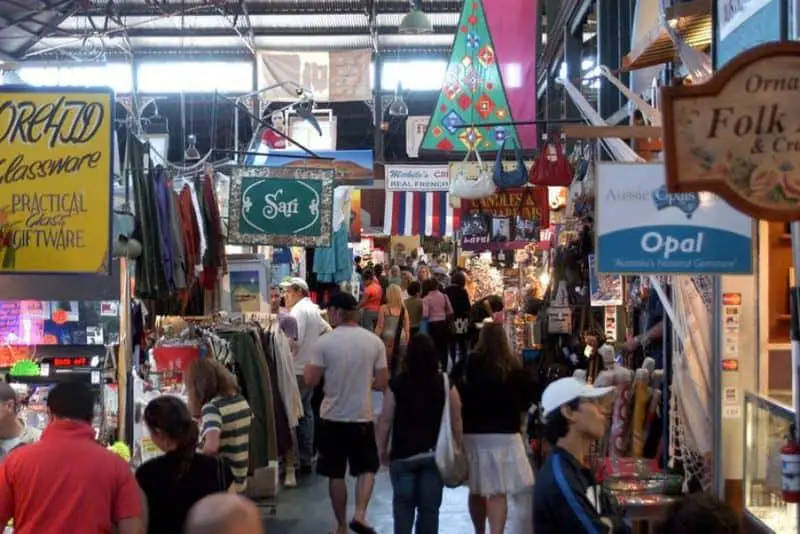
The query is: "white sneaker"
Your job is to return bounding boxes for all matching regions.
[284,468,297,488]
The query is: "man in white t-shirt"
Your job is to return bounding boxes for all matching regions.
[0,383,41,462]
[281,277,328,480]
[304,292,387,534]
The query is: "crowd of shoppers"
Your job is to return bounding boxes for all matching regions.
[0,256,742,534]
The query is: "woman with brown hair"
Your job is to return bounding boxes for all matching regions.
[136,395,232,534]
[186,358,253,494]
[450,321,535,534]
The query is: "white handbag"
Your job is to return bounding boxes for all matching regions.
[435,373,469,488]
[449,150,497,200]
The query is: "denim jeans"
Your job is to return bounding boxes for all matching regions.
[390,455,444,534]
[296,375,315,468]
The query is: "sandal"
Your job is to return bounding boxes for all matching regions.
[348,519,378,534]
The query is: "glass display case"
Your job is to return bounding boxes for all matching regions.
[744,392,798,534]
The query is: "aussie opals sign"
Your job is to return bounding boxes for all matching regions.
[596,163,753,274]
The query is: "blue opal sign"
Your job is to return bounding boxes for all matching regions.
[596,163,753,274]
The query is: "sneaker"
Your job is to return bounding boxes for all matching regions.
[284,468,297,488]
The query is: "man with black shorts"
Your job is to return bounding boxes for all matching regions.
[304,292,388,534]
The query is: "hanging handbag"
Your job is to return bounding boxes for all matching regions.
[435,373,469,488]
[493,138,528,189]
[450,150,497,199]
[529,139,573,187]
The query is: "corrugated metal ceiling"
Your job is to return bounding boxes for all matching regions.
[0,0,78,60]
[18,0,462,59]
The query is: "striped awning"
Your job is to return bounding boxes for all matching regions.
[383,191,460,238]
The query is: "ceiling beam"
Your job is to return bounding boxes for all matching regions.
[52,26,458,39]
[72,1,462,17]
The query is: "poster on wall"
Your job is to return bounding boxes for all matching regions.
[349,189,362,242]
[460,187,549,251]
[588,254,623,306]
[0,87,113,274]
[405,116,430,158]
[228,166,335,247]
[257,50,371,102]
[265,149,373,186]
[595,163,753,274]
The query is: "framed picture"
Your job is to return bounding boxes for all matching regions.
[228,165,335,247]
[224,257,271,313]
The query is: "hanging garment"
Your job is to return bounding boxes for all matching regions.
[313,224,353,284]
[153,167,177,292]
[167,186,187,290]
[269,324,303,428]
[130,137,168,299]
[177,186,200,289]
[199,174,226,290]
[260,330,292,457]
[220,329,278,467]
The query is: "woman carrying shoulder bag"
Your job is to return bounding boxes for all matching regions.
[377,334,464,534]
[376,284,411,376]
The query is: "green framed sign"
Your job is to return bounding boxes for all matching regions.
[228,166,335,247]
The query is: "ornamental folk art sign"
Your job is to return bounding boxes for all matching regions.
[662,42,800,222]
[228,166,335,247]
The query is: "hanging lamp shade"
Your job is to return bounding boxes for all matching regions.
[399,2,433,35]
[184,134,201,161]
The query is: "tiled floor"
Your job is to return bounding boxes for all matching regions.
[262,469,533,534]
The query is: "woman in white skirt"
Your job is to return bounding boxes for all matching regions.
[451,319,535,534]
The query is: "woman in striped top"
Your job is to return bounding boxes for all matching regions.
[187,359,253,493]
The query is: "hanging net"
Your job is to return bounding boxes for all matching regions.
[668,276,713,491]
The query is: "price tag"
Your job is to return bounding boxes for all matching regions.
[39,363,50,377]
[91,371,100,385]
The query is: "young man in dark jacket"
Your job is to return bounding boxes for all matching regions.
[533,377,629,533]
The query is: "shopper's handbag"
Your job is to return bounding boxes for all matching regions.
[493,138,528,189]
[450,150,497,199]
[546,281,574,335]
[529,139,573,187]
[435,373,469,488]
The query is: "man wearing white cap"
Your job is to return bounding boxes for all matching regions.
[281,277,327,484]
[533,378,629,534]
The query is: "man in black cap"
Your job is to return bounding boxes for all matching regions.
[304,292,387,534]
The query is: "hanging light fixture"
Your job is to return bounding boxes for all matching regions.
[388,82,409,117]
[399,0,433,35]
[184,134,201,161]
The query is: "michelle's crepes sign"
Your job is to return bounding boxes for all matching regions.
[0,87,113,273]
[662,42,800,222]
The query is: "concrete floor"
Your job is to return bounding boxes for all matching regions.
[261,468,533,534]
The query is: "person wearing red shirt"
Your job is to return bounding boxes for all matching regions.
[0,381,144,534]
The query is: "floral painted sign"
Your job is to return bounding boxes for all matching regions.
[662,42,800,222]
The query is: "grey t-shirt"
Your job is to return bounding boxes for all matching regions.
[311,325,387,423]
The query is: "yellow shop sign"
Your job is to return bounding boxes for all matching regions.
[0,87,112,273]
